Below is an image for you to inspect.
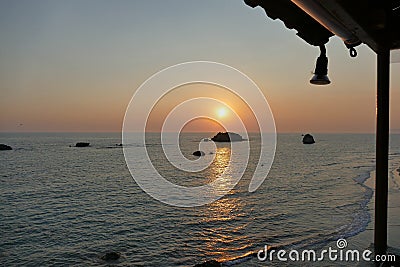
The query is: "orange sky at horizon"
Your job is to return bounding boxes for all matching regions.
[144,84,260,133]
[1,1,399,134]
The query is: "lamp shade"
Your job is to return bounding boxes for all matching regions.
[310,53,330,85]
[310,74,331,85]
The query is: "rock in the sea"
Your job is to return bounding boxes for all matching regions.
[0,144,12,150]
[211,132,244,142]
[302,134,315,144]
[75,142,90,147]
[194,260,221,267]
[101,251,120,261]
[193,151,205,157]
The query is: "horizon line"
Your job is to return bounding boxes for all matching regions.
[2,131,399,134]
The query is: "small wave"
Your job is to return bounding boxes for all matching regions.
[353,165,375,170]
[321,162,339,167]
[353,170,372,185]
[345,168,374,237]
[96,145,123,149]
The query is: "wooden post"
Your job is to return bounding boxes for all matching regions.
[374,48,390,250]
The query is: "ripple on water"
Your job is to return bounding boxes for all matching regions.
[1,133,398,266]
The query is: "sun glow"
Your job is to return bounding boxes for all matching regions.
[217,107,228,118]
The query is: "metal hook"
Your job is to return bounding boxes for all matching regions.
[349,47,357,57]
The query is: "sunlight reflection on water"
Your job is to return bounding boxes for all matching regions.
[1,133,399,266]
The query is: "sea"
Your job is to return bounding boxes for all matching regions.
[1,133,400,266]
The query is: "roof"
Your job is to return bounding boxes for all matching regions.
[244,0,400,52]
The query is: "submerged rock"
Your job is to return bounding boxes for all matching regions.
[0,144,12,150]
[75,142,90,147]
[194,260,221,267]
[193,151,205,157]
[101,251,120,261]
[211,132,244,142]
[302,134,315,144]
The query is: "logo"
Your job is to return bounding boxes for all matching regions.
[122,61,276,207]
[257,238,396,263]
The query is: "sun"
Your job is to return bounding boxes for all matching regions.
[217,107,228,118]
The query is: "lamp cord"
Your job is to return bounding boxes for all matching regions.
[319,45,327,56]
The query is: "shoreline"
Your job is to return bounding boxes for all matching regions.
[210,163,400,267]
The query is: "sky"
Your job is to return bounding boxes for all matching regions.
[0,0,399,133]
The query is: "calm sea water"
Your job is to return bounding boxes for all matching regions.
[1,133,400,266]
